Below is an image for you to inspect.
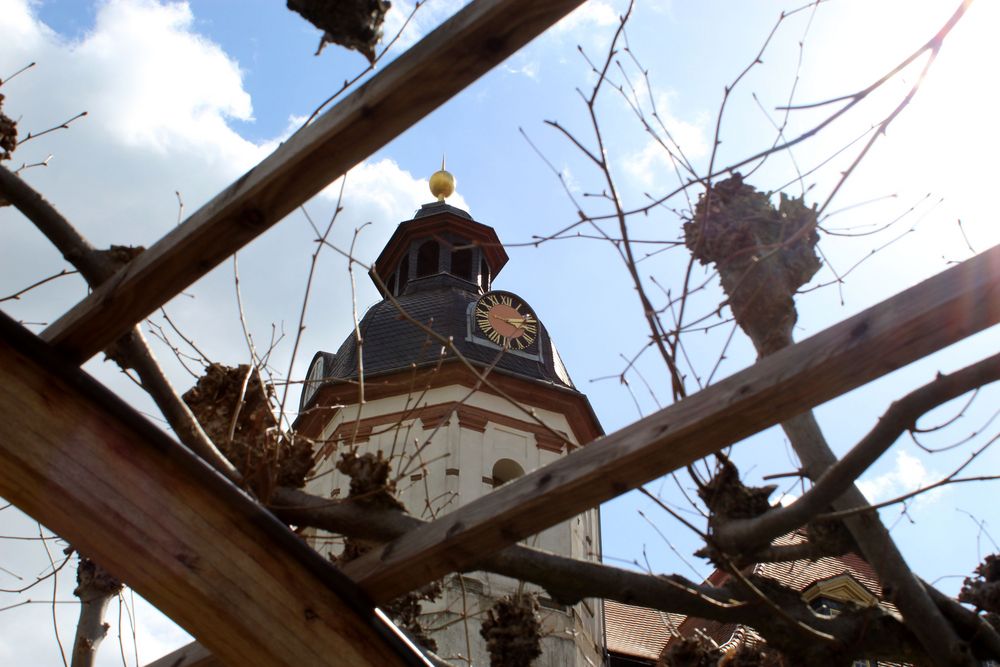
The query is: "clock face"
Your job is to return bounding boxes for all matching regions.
[474,292,538,351]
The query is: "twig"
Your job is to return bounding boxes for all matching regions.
[0,165,240,484]
[270,487,931,663]
[19,111,88,146]
[0,269,78,303]
[277,177,348,426]
[158,308,212,366]
[14,154,52,174]
[1,62,35,86]
[174,191,184,226]
[40,524,68,667]
[296,0,427,131]
[714,353,1000,551]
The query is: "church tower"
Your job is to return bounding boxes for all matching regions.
[297,167,605,666]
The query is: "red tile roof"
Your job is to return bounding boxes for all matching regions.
[605,600,685,659]
[605,533,886,660]
[756,532,882,598]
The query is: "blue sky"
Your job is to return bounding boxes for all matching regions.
[2,0,999,664]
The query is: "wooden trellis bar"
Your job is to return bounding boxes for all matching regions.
[39,0,586,364]
[4,0,998,663]
[144,241,1000,667]
[341,245,1000,602]
[146,643,213,667]
[0,313,429,667]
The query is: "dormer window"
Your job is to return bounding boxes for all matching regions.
[416,239,440,277]
[451,242,474,282]
[480,257,491,291]
[801,573,877,619]
[368,202,508,297]
[809,596,843,617]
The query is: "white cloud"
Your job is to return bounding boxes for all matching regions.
[857,449,942,508]
[7,0,259,159]
[555,1,619,33]
[503,59,539,80]
[620,92,708,189]
[75,0,253,152]
[561,164,581,194]
[345,157,467,223]
[0,0,273,262]
[0,2,444,664]
[380,0,468,54]
[384,0,620,55]
[0,0,435,350]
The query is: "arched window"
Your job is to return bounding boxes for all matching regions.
[492,459,525,487]
[386,271,397,296]
[451,244,473,281]
[479,257,491,291]
[397,255,410,294]
[416,240,440,277]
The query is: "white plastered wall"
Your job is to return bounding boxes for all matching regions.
[307,383,604,667]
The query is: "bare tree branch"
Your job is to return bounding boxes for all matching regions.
[70,557,122,667]
[0,165,239,482]
[270,488,935,664]
[714,353,1000,552]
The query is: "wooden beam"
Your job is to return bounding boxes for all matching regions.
[143,247,1000,666]
[146,642,213,667]
[40,0,585,363]
[341,245,1000,602]
[0,314,429,667]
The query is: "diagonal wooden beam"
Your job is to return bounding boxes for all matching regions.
[40,0,585,364]
[0,314,429,667]
[142,245,1000,667]
[341,245,1000,602]
[146,643,213,667]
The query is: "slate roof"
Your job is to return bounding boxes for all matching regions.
[317,273,577,392]
[412,201,473,220]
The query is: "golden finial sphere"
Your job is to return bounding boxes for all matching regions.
[429,168,455,201]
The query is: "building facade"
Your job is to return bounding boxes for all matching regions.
[605,532,891,666]
[292,171,915,667]
[297,171,606,666]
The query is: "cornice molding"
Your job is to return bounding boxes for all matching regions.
[325,401,575,454]
[295,362,603,446]
[801,573,878,607]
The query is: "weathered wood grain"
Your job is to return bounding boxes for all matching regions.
[341,245,1000,602]
[0,314,428,667]
[146,642,214,667]
[40,0,585,363]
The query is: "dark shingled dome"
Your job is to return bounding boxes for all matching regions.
[300,201,587,413]
[322,273,576,390]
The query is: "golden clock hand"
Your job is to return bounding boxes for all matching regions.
[497,316,525,327]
